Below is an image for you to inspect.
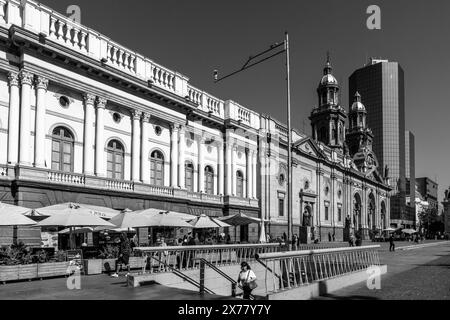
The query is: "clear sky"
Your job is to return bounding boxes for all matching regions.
[40,0,450,202]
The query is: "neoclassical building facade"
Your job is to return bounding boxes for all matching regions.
[0,0,259,243]
[0,0,391,244]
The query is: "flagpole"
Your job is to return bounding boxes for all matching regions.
[285,32,293,250]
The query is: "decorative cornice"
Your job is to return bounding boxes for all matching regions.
[35,76,49,91]
[19,71,34,86]
[8,71,19,87]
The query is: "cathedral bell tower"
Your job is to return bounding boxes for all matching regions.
[346,92,374,157]
[310,55,347,151]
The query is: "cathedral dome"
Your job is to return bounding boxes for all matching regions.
[320,73,338,86]
[351,92,366,112]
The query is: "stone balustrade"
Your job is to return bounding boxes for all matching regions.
[104,179,134,191]
[0,165,7,177]
[225,100,260,129]
[105,41,137,74]
[47,170,85,186]
[186,84,224,118]
[49,14,89,53]
[148,61,176,92]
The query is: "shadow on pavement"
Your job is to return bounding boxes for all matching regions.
[317,293,380,300]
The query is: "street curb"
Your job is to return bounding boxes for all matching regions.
[396,241,449,251]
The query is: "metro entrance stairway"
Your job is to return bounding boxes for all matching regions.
[129,242,384,300]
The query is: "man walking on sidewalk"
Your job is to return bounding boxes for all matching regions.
[389,234,395,252]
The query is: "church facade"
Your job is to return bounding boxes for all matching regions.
[260,59,391,242]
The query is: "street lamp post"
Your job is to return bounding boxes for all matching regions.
[214,32,293,250]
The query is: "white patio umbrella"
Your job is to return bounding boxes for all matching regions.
[219,213,261,243]
[37,203,115,249]
[32,202,120,219]
[137,208,196,222]
[189,214,231,229]
[58,227,94,235]
[401,229,418,235]
[105,209,154,229]
[0,202,36,245]
[383,228,396,232]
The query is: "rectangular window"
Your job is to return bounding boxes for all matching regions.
[338,208,342,222]
[325,206,329,221]
[279,198,284,217]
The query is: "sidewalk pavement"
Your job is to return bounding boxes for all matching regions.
[314,241,450,300]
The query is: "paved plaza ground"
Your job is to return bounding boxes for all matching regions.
[315,241,450,300]
[0,240,448,300]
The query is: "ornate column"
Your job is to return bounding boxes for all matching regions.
[7,72,20,165]
[252,150,257,199]
[232,146,237,196]
[140,113,151,184]
[170,124,179,188]
[225,142,232,196]
[198,135,204,192]
[178,126,186,189]
[131,110,141,182]
[34,76,49,168]
[83,93,96,175]
[95,97,107,177]
[19,71,33,166]
[218,141,224,196]
[246,149,252,198]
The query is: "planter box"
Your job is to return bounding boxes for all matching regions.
[84,259,103,275]
[37,262,70,278]
[102,259,117,273]
[129,256,146,270]
[18,264,38,280]
[0,265,19,282]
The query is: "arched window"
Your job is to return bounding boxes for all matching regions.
[107,140,124,180]
[204,166,214,195]
[51,126,74,172]
[185,161,194,192]
[150,150,164,186]
[236,171,244,198]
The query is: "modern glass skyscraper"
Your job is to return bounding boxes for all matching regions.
[349,59,408,226]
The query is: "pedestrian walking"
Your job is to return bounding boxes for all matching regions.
[349,234,355,247]
[111,233,131,278]
[292,234,299,251]
[389,234,395,252]
[237,262,257,300]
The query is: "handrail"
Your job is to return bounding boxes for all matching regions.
[255,245,381,260]
[254,245,382,294]
[194,258,237,284]
[150,256,215,295]
[134,243,285,253]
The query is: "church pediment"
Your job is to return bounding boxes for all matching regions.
[293,137,327,159]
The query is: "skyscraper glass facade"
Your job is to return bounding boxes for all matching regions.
[349,60,407,223]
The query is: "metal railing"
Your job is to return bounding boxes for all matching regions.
[255,245,381,295]
[195,258,237,297]
[134,243,285,274]
[150,256,215,295]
